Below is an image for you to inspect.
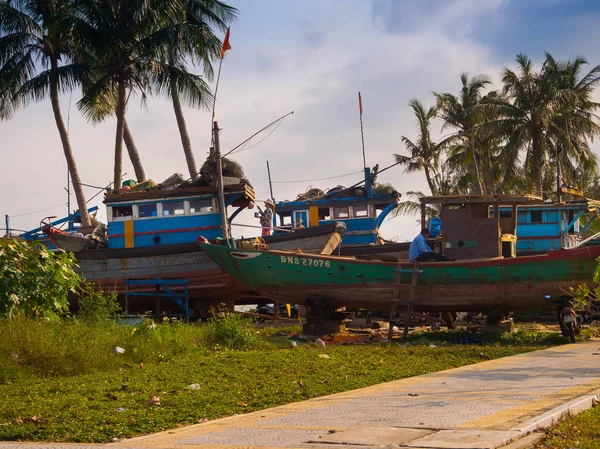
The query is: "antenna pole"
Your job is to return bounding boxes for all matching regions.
[213,121,229,240]
[266,161,274,202]
[358,92,366,170]
[4,215,9,237]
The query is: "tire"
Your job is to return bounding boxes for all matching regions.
[566,322,576,343]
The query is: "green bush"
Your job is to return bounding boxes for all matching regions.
[76,282,122,324]
[202,311,267,350]
[0,238,80,319]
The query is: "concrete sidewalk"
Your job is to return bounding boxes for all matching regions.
[2,341,600,449]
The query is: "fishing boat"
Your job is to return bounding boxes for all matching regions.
[200,241,600,313]
[495,198,600,255]
[271,165,600,261]
[35,123,345,318]
[201,194,600,330]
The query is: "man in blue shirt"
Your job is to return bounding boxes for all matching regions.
[409,228,454,262]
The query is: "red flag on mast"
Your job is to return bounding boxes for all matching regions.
[220,27,232,59]
[358,92,363,115]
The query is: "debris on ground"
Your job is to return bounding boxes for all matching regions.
[148,395,161,406]
[314,338,326,348]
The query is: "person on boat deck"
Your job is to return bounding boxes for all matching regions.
[409,228,454,262]
[256,198,275,236]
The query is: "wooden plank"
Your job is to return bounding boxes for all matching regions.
[124,220,134,248]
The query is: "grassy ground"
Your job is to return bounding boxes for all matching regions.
[535,403,600,449]
[0,316,570,443]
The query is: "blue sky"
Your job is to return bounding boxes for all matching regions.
[2,0,600,240]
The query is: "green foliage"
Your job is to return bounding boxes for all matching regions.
[0,320,556,443]
[0,238,81,319]
[202,309,267,350]
[0,316,130,378]
[566,256,600,313]
[76,282,122,324]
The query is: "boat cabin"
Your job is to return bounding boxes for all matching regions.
[274,167,401,246]
[420,195,544,259]
[493,200,600,254]
[104,183,254,249]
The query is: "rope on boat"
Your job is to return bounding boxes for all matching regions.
[230,223,294,233]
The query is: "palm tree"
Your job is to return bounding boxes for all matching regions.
[164,0,237,181]
[433,73,491,194]
[545,54,600,200]
[77,84,146,182]
[485,53,600,197]
[0,0,92,227]
[72,0,213,190]
[395,99,445,196]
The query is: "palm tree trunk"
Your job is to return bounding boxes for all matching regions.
[49,57,91,228]
[532,129,543,196]
[171,84,198,180]
[113,74,126,191]
[123,120,146,182]
[424,168,437,196]
[468,141,484,195]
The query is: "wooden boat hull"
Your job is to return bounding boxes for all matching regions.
[76,244,245,301]
[73,224,346,312]
[201,243,600,313]
[263,222,345,254]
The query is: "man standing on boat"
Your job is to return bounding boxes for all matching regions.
[409,228,454,262]
[256,199,275,236]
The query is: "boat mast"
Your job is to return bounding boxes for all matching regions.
[213,121,229,240]
[358,92,366,171]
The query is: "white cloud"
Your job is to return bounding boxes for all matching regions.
[2,0,598,244]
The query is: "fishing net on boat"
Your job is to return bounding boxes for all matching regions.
[198,155,251,186]
[374,182,398,195]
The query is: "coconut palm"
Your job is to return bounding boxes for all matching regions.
[71,0,213,190]
[395,99,445,196]
[0,0,92,227]
[545,54,600,200]
[164,0,237,181]
[485,53,600,197]
[77,84,146,182]
[433,73,492,194]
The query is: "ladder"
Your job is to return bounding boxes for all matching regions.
[388,261,422,341]
[124,278,192,321]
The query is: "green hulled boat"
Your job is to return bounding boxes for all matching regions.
[200,242,600,313]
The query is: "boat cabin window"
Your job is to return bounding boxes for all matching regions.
[189,199,213,214]
[499,210,512,218]
[138,203,158,218]
[318,208,331,221]
[112,205,133,221]
[162,201,185,216]
[530,210,543,223]
[333,206,350,219]
[353,205,369,218]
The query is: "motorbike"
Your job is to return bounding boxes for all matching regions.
[556,297,580,343]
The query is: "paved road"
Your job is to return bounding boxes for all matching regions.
[1,341,599,449]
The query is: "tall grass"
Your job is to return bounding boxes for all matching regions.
[0,313,271,381]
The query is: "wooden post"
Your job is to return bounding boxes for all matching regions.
[213,121,229,240]
[420,198,426,229]
[402,261,419,342]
